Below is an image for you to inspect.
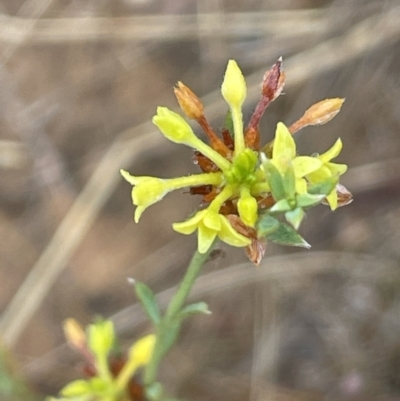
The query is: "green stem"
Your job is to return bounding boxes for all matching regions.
[144,240,217,386]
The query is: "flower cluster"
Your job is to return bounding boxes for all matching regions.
[49,319,155,401]
[121,59,352,264]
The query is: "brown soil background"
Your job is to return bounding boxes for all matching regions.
[1,0,400,400]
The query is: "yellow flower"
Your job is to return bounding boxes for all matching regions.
[306,138,347,210]
[54,319,156,401]
[173,208,251,253]
[173,185,251,253]
[121,170,223,222]
[268,122,322,195]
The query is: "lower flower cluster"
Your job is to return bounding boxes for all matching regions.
[122,59,352,264]
[48,319,155,401]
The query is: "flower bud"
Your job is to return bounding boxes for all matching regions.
[303,98,345,125]
[289,98,345,134]
[174,81,204,120]
[221,60,247,109]
[128,334,156,367]
[152,107,197,145]
[87,320,115,358]
[237,192,258,227]
[64,319,86,350]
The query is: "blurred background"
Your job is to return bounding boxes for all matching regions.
[1,0,400,399]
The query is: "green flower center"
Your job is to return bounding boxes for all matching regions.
[224,148,259,186]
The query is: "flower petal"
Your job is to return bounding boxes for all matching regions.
[292,156,322,177]
[219,216,252,248]
[198,223,218,253]
[120,169,139,185]
[306,165,331,183]
[325,189,338,210]
[203,210,222,231]
[173,210,207,235]
[326,162,347,176]
[319,138,343,163]
[272,123,296,173]
[134,206,146,223]
[295,177,308,194]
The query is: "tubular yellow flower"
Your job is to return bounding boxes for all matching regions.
[121,170,223,222]
[123,175,170,223]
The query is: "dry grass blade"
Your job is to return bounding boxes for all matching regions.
[0,121,160,346]
[0,0,54,63]
[0,10,327,43]
[23,250,400,379]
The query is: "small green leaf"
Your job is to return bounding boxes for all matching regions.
[270,198,291,212]
[308,176,338,196]
[296,193,325,208]
[135,281,161,325]
[256,214,280,237]
[180,302,211,319]
[266,221,310,248]
[263,161,285,200]
[282,165,296,198]
[285,207,305,230]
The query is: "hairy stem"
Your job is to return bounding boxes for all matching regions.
[144,241,217,387]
